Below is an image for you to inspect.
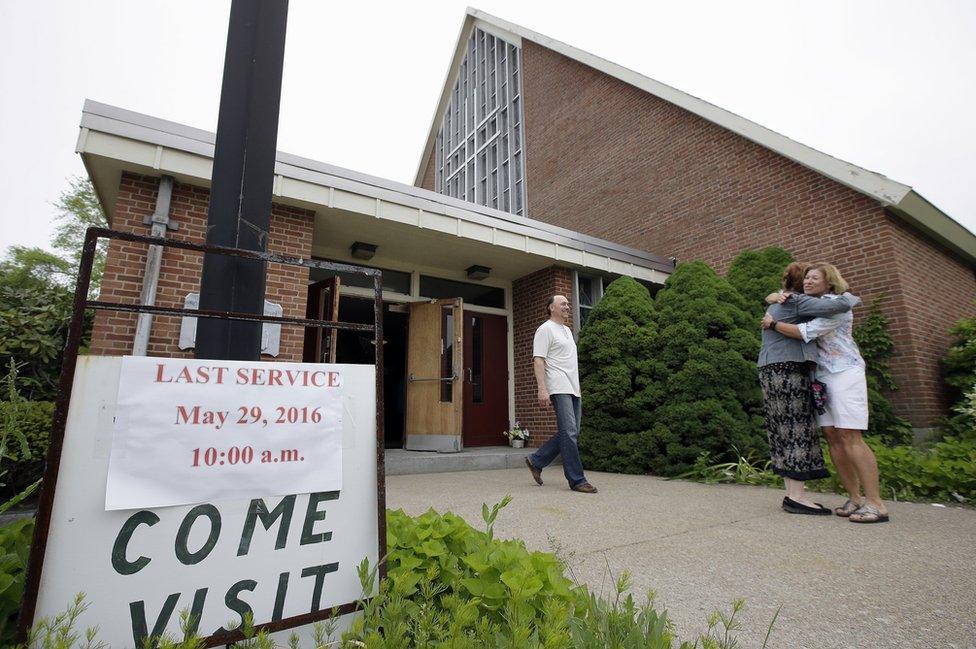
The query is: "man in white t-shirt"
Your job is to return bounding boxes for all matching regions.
[524,295,597,493]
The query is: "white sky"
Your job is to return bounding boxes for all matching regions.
[1,0,974,256]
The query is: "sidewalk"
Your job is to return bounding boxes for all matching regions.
[387,469,976,649]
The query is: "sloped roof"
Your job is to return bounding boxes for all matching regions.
[77,100,675,282]
[415,8,976,265]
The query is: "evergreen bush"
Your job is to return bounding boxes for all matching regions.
[645,262,766,475]
[726,247,794,319]
[577,277,663,473]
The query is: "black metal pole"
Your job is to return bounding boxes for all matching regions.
[196,0,289,360]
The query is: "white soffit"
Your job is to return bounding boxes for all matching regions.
[414,8,976,264]
[76,100,673,283]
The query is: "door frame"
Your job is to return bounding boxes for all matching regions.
[404,298,464,452]
[323,273,515,448]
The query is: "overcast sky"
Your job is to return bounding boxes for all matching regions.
[1,0,974,257]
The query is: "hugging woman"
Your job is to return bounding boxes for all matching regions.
[764,263,889,524]
[757,262,859,514]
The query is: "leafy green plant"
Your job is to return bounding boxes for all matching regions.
[0,517,34,646]
[941,312,976,439]
[0,400,53,499]
[681,438,976,503]
[0,281,79,401]
[852,300,912,445]
[677,451,782,488]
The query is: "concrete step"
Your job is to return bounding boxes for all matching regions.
[385,446,533,476]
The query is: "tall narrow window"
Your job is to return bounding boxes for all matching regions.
[441,307,454,402]
[576,274,604,330]
[434,28,527,216]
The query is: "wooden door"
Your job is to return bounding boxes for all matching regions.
[462,312,509,446]
[303,277,340,363]
[404,298,463,452]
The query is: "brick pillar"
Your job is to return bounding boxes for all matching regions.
[91,172,315,360]
[512,266,575,447]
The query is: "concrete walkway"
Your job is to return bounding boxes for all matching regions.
[387,469,976,649]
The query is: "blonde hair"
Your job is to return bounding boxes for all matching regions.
[807,262,849,294]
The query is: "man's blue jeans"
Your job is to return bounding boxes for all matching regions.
[528,393,587,487]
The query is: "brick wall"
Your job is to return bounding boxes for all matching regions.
[419,149,437,192]
[91,172,315,360]
[512,266,574,447]
[519,41,976,427]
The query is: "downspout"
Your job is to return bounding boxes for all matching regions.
[132,175,177,355]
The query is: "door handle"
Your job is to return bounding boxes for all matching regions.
[466,367,473,383]
[408,373,457,382]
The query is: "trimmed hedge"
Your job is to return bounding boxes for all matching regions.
[578,277,663,473]
[726,247,793,320]
[579,263,766,476]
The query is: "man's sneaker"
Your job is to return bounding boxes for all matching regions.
[571,482,598,494]
[525,457,543,485]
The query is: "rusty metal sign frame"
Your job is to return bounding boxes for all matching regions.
[17,227,387,646]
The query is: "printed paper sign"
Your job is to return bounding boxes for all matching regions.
[106,356,343,510]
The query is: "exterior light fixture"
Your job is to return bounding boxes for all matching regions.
[466,264,491,280]
[350,241,377,260]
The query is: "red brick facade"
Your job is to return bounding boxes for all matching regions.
[512,266,575,446]
[512,41,975,427]
[91,173,315,360]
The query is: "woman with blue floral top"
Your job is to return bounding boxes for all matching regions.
[763,262,889,523]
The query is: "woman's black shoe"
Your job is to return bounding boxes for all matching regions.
[782,497,831,515]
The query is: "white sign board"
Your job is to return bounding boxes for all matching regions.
[107,356,343,510]
[32,356,379,648]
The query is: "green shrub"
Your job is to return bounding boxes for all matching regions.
[0,517,34,646]
[852,301,912,445]
[940,312,976,438]
[0,401,53,498]
[578,277,664,473]
[683,437,976,503]
[726,247,793,319]
[354,497,579,646]
[579,262,766,476]
[644,262,766,475]
[0,284,80,402]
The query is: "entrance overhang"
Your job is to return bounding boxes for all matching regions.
[78,100,673,284]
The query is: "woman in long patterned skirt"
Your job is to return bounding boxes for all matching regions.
[757,263,859,514]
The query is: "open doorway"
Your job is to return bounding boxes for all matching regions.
[325,296,408,449]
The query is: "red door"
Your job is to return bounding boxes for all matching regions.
[462,312,509,446]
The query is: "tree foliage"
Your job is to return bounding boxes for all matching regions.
[726,247,794,319]
[0,177,104,399]
[51,176,109,294]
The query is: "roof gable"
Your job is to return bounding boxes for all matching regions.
[415,8,976,264]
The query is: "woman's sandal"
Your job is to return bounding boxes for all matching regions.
[849,503,890,524]
[834,499,861,517]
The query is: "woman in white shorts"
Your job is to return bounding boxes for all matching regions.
[763,262,889,524]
